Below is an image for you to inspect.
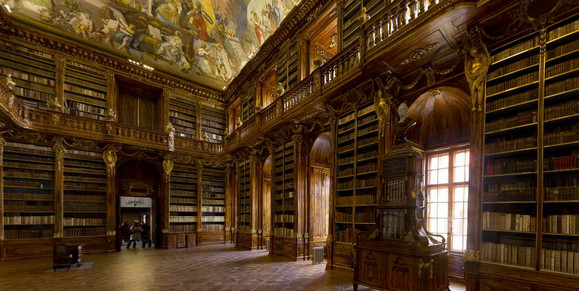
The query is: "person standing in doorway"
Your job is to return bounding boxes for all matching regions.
[127,220,143,249]
[141,221,152,248]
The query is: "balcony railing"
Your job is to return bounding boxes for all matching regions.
[0,80,222,154]
[365,0,442,52]
[321,44,361,88]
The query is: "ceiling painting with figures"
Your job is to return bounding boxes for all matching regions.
[2,0,301,90]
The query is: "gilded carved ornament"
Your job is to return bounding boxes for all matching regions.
[464,27,490,112]
[163,155,174,181]
[103,145,118,177]
[374,75,400,138]
[464,249,480,262]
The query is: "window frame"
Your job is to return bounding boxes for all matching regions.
[425,144,470,254]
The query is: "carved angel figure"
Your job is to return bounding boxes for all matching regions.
[464,27,490,112]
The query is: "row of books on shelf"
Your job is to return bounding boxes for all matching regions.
[382,211,405,239]
[338,156,355,165]
[485,136,536,154]
[202,199,225,205]
[358,124,378,136]
[4,171,52,180]
[65,175,106,183]
[170,216,196,223]
[541,249,579,274]
[5,180,52,188]
[358,136,379,147]
[357,162,377,173]
[64,227,106,237]
[546,186,579,201]
[63,217,106,226]
[545,154,579,171]
[338,143,355,152]
[170,224,195,232]
[358,149,378,160]
[170,205,196,212]
[201,119,224,128]
[385,178,406,203]
[487,71,538,95]
[484,182,535,202]
[487,54,539,80]
[338,112,356,125]
[481,242,535,268]
[4,193,53,201]
[202,224,224,231]
[274,214,294,223]
[4,204,52,212]
[338,167,354,177]
[336,227,358,243]
[64,72,107,91]
[201,206,224,212]
[545,214,579,234]
[482,211,536,232]
[338,121,355,133]
[64,206,105,213]
[170,117,195,128]
[358,114,377,126]
[337,180,353,190]
[546,57,579,77]
[171,197,196,204]
[171,189,197,196]
[486,111,536,133]
[202,185,224,192]
[273,192,294,200]
[66,60,105,75]
[65,149,102,158]
[12,77,53,93]
[5,142,52,152]
[486,89,537,112]
[545,75,579,96]
[201,216,224,222]
[544,124,579,145]
[357,178,376,188]
[336,211,374,224]
[3,229,53,239]
[548,18,579,40]
[273,227,294,237]
[547,38,579,60]
[545,99,579,121]
[65,183,106,191]
[65,99,105,114]
[64,83,105,99]
[170,111,196,122]
[5,161,52,172]
[4,215,54,225]
[358,104,375,116]
[491,36,539,64]
[1,68,54,87]
[335,194,376,206]
[3,152,53,163]
[274,204,294,211]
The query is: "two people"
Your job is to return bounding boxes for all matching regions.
[126,220,152,249]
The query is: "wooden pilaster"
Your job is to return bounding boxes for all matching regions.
[249,149,260,248]
[103,145,117,251]
[53,138,65,239]
[197,162,203,231]
[161,156,173,246]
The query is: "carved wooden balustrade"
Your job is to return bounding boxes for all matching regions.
[364,0,442,53]
[321,44,361,89]
[0,80,222,154]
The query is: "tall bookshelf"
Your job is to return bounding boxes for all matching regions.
[169,163,198,233]
[241,93,255,123]
[2,142,55,240]
[333,101,379,268]
[0,41,56,108]
[341,0,362,49]
[63,60,107,120]
[480,14,579,281]
[272,141,296,241]
[169,92,197,139]
[63,149,107,237]
[200,103,226,143]
[237,161,251,242]
[200,165,226,243]
[276,42,299,92]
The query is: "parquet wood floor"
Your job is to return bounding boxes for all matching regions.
[0,244,466,291]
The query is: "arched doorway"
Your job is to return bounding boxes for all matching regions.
[262,155,272,249]
[116,159,162,251]
[308,132,332,259]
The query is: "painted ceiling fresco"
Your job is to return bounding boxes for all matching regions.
[4,0,301,90]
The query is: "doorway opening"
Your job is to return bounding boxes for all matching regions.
[116,160,161,251]
[308,132,332,259]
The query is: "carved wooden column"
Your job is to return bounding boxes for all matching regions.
[463,27,490,290]
[292,131,307,259]
[0,137,4,242]
[105,70,117,122]
[254,152,264,249]
[196,102,202,140]
[50,54,65,112]
[249,149,260,249]
[161,89,170,133]
[225,164,234,243]
[53,138,65,240]
[197,162,203,232]
[103,145,118,251]
[325,106,337,269]
[161,155,173,248]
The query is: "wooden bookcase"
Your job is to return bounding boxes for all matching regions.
[169,163,198,234]
[237,161,252,249]
[333,101,379,269]
[200,165,226,244]
[63,60,107,121]
[271,140,298,257]
[241,93,255,123]
[340,0,383,50]
[276,42,299,92]
[0,40,56,108]
[2,141,55,240]
[63,149,107,237]
[476,14,579,289]
[200,103,226,143]
[169,92,197,139]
